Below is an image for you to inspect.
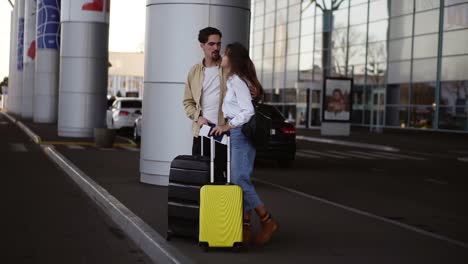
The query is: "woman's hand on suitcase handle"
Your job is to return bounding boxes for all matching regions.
[211,124,231,136]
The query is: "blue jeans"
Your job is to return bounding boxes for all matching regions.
[230,127,263,213]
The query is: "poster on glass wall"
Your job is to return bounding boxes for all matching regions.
[322,77,353,122]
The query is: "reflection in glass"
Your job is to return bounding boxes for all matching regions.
[333,8,348,28]
[415,0,439,12]
[254,31,264,46]
[368,20,388,42]
[441,81,468,107]
[348,24,367,45]
[276,25,287,41]
[444,4,468,31]
[389,15,413,39]
[369,0,389,21]
[443,29,468,56]
[264,43,274,58]
[299,52,313,71]
[276,8,288,25]
[411,82,436,105]
[414,9,439,35]
[389,38,412,61]
[388,61,411,84]
[410,105,434,128]
[391,0,414,17]
[254,16,264,31]
[413,58,437,82]
[331,47,347,77]
[265,28,274,43]
[288,21,301,38]
[289,4,301,22]
[255,1,265,16]
[385,106,408,127]
[441,55,468,81]
[275,40,286,57]
[387,83,410,105]
[301,18,315,36]
[265,12,275,27]
[438,107,467,130]
[348,45,366,65]
[300,35,314,53]
[287,38,300,54]
[413,34,438,58]
[445,0,468,6]
[348,64,366,84]
[301,1,315,18]
[350,4,368,25]
[253,45,263,60]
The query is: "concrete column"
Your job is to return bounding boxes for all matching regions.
[141,0,251,186]
[58,0,110,137]
[12,0,25,115]
[34,0,61,123]
[7,7,17,112]
[22,0,37,118]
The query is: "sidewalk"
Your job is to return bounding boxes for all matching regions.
[4,111,468,264]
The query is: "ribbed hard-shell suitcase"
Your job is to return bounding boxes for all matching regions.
[199,136,243,251]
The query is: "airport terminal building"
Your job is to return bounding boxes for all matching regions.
[249,0,468,132]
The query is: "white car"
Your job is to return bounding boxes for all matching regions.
[133,115,142,143]
[107,98,142,129]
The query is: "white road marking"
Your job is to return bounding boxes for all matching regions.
[296,152,321,159]
[252,177,468,249]
[327,150,376,159]
[119,146,140,152]
[67,145,85,150]
[374,151,426,161]
[301,149,350,159]
[296,135,399,152]
[457,157,468,162]
[424,178,448,185]
[0,121,8,125]
[351,151,401,160]
[10,143,27,152]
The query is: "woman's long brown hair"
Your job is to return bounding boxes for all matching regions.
[224,42,263,101]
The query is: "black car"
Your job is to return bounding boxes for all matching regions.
[255,104,296,167]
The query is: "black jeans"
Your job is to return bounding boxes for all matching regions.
[192,137,227,183]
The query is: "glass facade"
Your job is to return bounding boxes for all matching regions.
[250,0,468,132]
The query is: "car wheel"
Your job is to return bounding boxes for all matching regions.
[278,159,293,168]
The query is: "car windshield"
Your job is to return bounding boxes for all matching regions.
[121,100,142,108]
[257,104,285,121]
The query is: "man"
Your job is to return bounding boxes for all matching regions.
[183,27,228,180]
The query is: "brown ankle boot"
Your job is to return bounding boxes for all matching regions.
[243,222,252,244]
[254,213,278,245]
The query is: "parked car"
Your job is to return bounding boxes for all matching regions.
[133,104,296,166]
[255,104,296,167]
[133,115,142,143]
[107,98,142,129]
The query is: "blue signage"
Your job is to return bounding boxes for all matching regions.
[17,18,24,71]
[37,0,61,50]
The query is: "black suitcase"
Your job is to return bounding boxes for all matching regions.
[167,154,210,240]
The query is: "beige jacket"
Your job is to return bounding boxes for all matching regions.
[183,62,228,137]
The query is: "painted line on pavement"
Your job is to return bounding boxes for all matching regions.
[458,157,468,162]
[10,143,28,152]
[253,178,468,249]
[424,178,448,185]
[296,135,399,152]
[42,146,193,264]
[116,136,138,147]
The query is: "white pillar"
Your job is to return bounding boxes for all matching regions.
[7,7,17,112]
[141,0,251,186]
[34,0,61,123]
[58,0,110,137]
[22,0,37,118]
[12,0,25,115]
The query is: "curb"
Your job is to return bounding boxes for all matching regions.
[296,135,399,152]
[2,111,193,264]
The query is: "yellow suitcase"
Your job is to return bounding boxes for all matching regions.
[198,135,243,250]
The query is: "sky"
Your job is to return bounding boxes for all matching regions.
[0,0,146,79]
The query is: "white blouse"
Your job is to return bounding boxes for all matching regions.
[222,74,255,128]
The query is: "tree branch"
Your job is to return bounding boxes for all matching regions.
[8,0,14,8]
[334,0,345,10]
[316,2,325,11]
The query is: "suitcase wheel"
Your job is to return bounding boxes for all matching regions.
[233,242,243,253]
[199,242,209,252]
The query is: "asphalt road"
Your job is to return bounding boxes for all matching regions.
[0,115,151,264]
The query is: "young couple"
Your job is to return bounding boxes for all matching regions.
[183,27,278,245]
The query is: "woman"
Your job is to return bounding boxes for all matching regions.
[211,42,279,245]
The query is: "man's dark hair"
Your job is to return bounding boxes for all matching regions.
[198,27,222,44]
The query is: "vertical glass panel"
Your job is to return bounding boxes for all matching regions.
[444,4,468,31]
[413,58,437,82]
[415,0,439,11]
[254,16,264,31]
[349,45,366,65]
[438,106,467,130]
[277,0,288,9]
[391,0,414,17]
[289,4,301,22]
[441,81,468,106]
[348,64,366,84]
[348,24,367,45]
[288,21,301,38]
[253,45,263,60]
[314,33,323,50]
[332,47,347,76]
[265,27,274,43]
[275,40,286,57]
[276,24,287,41]
[264,43,274,58]
[367,61,387,85]
[265,0,276,13]
[411,82,436,105]
[388,61,411,84]
[368,41,387,63]
[276,8,288,25]
[443,29,468,56]
[255,1,265,16]
[288,38,300,54]
[413,34,438,58]
[301,18,315,35]
[414,9,439,35]
[300,52,313,71]
[351,0,368,6]
[385,106,409,127]
[368,20,389,42]
[387,84,410,104]
[262,58,274,88]
[301,1,315,18]
[316,15,323,32]
[287,54,300,72]
[445,0,468,6]
[388,38,412,61]
[350,4,368,25]
[333,8,349,28]
[389,15,414,39]
[410,105,434,128]
[441,55,468,81]
[254,31,264,46]
[265,12,276,28]
[369,0,389,22]
[332,28,348,47]
[300,35,314,53]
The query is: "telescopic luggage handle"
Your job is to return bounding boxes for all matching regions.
[201,134,230,184]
